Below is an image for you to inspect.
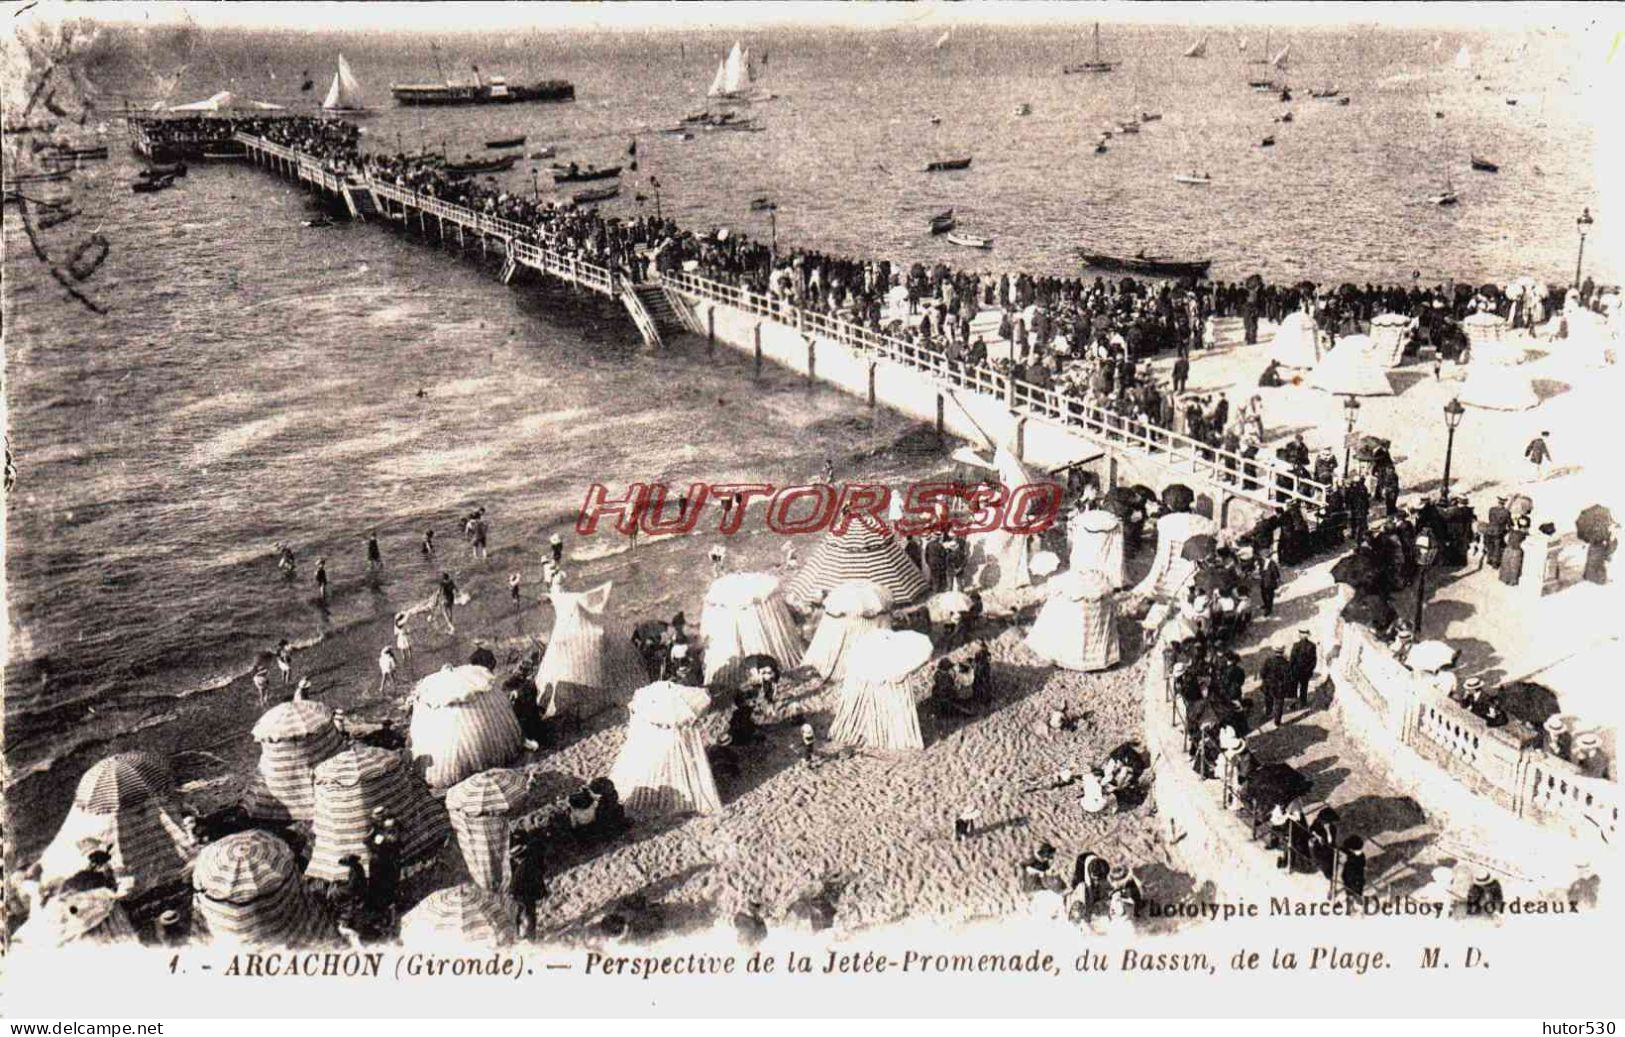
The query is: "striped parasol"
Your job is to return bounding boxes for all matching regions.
[21,889,138,947]
[782,525,928,610]
[700,573,805,686]
[409,665,524,791]
[242,700,345,822]
[192,830,333,947]
[534,581,639,721]
[72,752,172,814]
[306,745,450,882]
[400,883,516,945]
[445,769,529,892]
[608,682,721,817]
[803,580,894,683]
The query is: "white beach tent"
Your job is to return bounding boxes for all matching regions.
[1368,313,1414,367]
[827,629,934,752]
[408,664,524,792]
[169,90,285,112]
[38,752,196,897]
[700,572,805,685]
[1307,335,1394,396]
[534,581,639,721]
[1267,310,1322,368]
[1068,508,1127,588]
[608,681,722,817]
[1132,510,1217,600]
[802,579,894,683]
[1026,569,1123,671]
[1458,314,1538,410]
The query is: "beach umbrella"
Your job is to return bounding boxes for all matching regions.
[244,700,344,822]
[21,889,138,947]
[1161,484,1195,513]
[74,752,172,813]
[1341,593,1397,630]
[1331,552,1382,591]
[192,830,333,947]
[400,884,516,946]
[306,744,450,883]
[445,768,530,892]
[805,580,894,683]
[1405,640,1458,674]
[1576,505,1616,545]
[700,572,806,685]
[1180,534,1218,561]
[1498,681,1560,729]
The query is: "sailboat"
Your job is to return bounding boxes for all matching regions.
[708,40,771,102]
[1270,42,1291,70]
[934,28,952,50]
[1184,35,1208,58]
[1063,22,1116,74]
[321,53,369,114]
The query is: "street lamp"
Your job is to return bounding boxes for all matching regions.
[650,176,662,221]
[530,168,541,201]
[1574,208,1594,295]
[1441,397,1466,500]
[1413,528,1438,634]
[1342,395,1362,473]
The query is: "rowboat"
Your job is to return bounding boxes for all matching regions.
[1310,87,1341,98]
[1431,191,1459,206]
[924,157,972,172]
[1260,135,1276,147]
[1015,103,1032,116]
[749,196,777,211]
[1118,120,1140,134]
[1140,111,1163,122]
[131,175,175,194]
[1093,140,1108,154]
[1470,155,1499,173]
[486,135,526,149]
[929,209,956,235]
[1062,22,1117,73]
[1279,111,1294,123]
[1172,172,1212,185]
[1248,79,1277,91]
[573,183,620,204]
[444,154,518,175]
[946,231,992,249]
[141,162,187,179]
[527,146,557,160]
[550,163,621,182]
[1338,97,1352,106]
[1078,251,1212,278]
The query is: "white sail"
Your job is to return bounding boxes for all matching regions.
[1454,44,1472,69]
[1184,35,1208,58]
[934,29,952,50]
[708,58,728,97]
[710,41,750,97]
[1270,43,1291,69]
[1239,36,1248,51]
[322,53,365,110]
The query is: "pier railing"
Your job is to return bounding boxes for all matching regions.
[660,269,1327,511]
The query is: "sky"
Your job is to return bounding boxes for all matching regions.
[17,0,1618,35]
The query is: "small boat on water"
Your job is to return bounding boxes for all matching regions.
[527,145,557,160]
[1063,23,1117,73]
[1249,79,1277,91]
[1140,111,1162,122]
[1470,155,1499,173]
[924,157,972,172]
[1310,87,1340,98]
[1279,111,1294,123]
[486,135,526,149]
[131,175,175,194]
[928,115,942,126]
[1338,97,1352,106]
[1093,140,1108,154]
[928,209,956,235]
[1015,103,1032,116]
[1173,172,1212,185]
[9,169,71,184]
[1118,120,1140,134]
[443,154,518,175]
[1505,98,1518,106]
[1431,190,1459,206]
[302,216,338,228]
[1078,250,1212,278]
[572,183,619,205]
[946,231,992,249]
[749,196,777,211]
[1260,135,1276,147]
[550,163,620,182]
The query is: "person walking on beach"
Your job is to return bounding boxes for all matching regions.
[377,645,398,697]
[709,543,728,577]
[438,572,459,634]
[1524,431,1552,481]
[393,612,414,675]
[276,640,293,686]
[294,677,314,701]
[509,572,523,606]
[365,532,382,572]
[276,543,297,583]
[548,533,564,566]
[251,667,270,707]
[421,528,435,560]
[314,558,330,606]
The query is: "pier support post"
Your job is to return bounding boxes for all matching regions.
[805,336,816,384]
[867,361,877,407]
[708,307,716,355]
[753,323,763,378]
[936,394,945,440]
[1015,417,1028,462]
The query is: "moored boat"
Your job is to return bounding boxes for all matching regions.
[443,154,518,175]
[928,209,956,235]
[946,231,992,249]
[392,76,574,106]
[486,135,526,149]
[322,54,370,114]
[140,162,187,179]
[1140,111,1162,122]
[527,145,557,160]
[1260,135,1276,147]
[924,157,972,172]
[1062,22,1117,73]
[550,163,622,182]
[1310,87,1340,98]
[1015,103,1032,116]
[1078,251,1212,278]
[1470,155,1499,173]
[1173,172,1212,185]
[1118,119,1140,134]
[572,183,619,205]
[131,175,175,194]
[1093,140,1108,154]
[1249,79,1277,91]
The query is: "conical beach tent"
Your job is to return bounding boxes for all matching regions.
[401,883,516,945]
[828,630,933,752]
[608,681,721,817]
[1307,336,1393,396]
[169,90,285,112]
[803,580,894,683]
[1459,314,1537,410]
[1068,508,1127,587]
[306,745,449,882]
[192,830,333,946]
[1026,569,1122,671]
[1267,310,1322,368]
[409,665,524,791]
[16,889,138,947]
[783,524,927,609]
[445,768,530,892]
[37,752,196,897]
[534,581,638,721]
[242,699,345,822]
[1132,511,1217,599]
[1368,313,1413,367]
[964,447,1049,592]
[700,573,805,685]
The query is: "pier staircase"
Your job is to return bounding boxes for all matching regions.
[620,283,669,351]
[630,283,688,336]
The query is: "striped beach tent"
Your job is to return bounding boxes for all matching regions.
[1132,511,1217,600]
[802,580,893,683]
[1026,569,1123,671]
[782,524,928,610]
[409,665,524,792]
[828,629,933,752]
[37,752,196,897]
[534,581,639,721]
[699,573,805,686]
[1368,313,1414,367]
[1068,509,1127,588]
[306,745,450,883]
[242,700,345,822]
[17,889,138,947]
[400,883,516,946]
[608,681,721,817]
[192,830,334,947]
[445,769,530,892]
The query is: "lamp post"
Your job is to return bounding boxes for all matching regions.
[1412,529,1438,634]
[650,176,662,221]
[1440,397,1466,500]
[1342,395,1362,473]
[530,168,541,202]
[1574,208,1594,295]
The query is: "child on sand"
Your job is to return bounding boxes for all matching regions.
[393,612,413,675]
[377,646,398,696]
[276,640,293,686]
[251,667,270,707]
[509,572,523,605]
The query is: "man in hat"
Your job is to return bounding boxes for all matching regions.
[1524,431,1552,481]
[1020,842,1057,892]
[1483,496,1511,568]
[1288,629,1318,705]
[1465,868,1504,916]
[1455,675,1485,709]
[469,639,498,671]
[1344,475,1372,545]
[1339,836,1367,900]
[1255,550,1281,618]
[1107,864,1143,916]
[509,827,547,940]
[1259,645,1294,727]
[548,532,564,566]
